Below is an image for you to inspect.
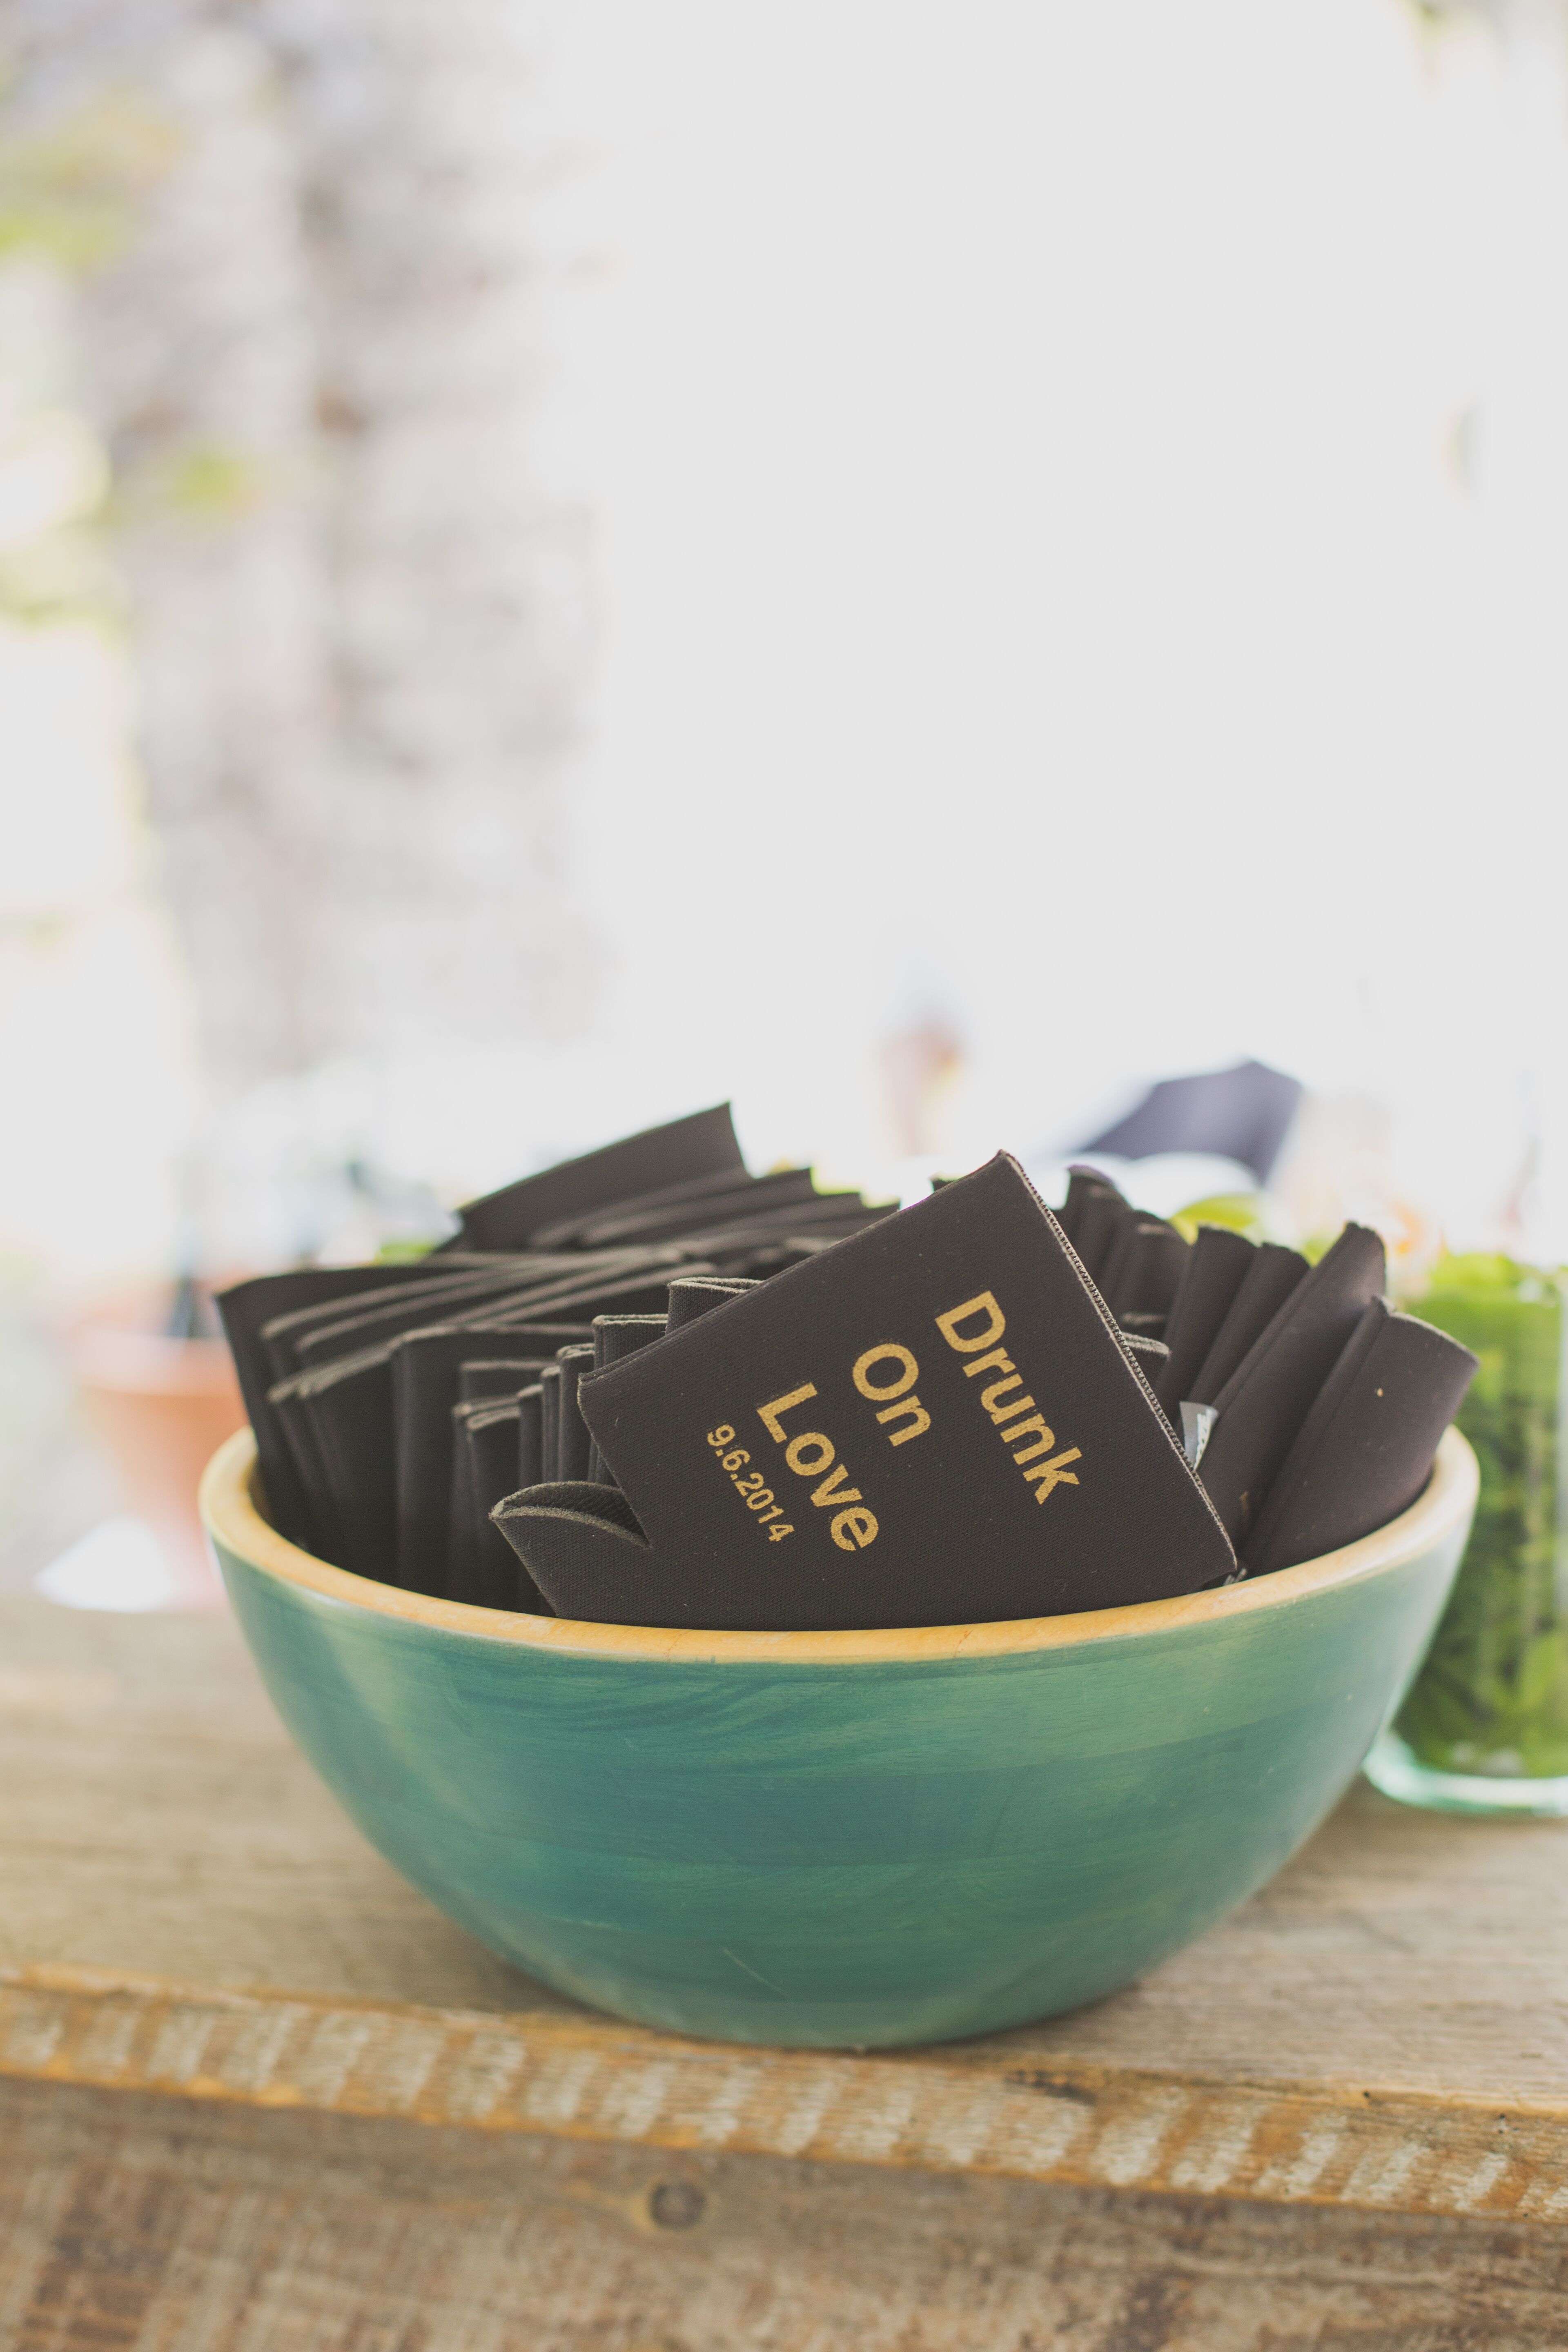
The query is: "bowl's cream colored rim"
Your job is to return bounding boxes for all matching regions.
[200,1423,1477,1665]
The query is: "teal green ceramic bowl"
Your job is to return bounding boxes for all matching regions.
[202,1427,1477,2049]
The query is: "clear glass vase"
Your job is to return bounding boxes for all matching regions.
[1365,1255,1568,1815]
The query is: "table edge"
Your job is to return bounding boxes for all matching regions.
[2,1962,1561,2226]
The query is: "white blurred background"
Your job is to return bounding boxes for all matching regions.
[2,0,1567,1588]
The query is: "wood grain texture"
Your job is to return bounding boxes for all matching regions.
[2,1596,1567,2226]
[4,1965,1568,2227]
[5,2077,1568,2352]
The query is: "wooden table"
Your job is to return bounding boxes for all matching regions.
[3,1594,1566,2350]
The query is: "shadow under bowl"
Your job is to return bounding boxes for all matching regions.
[201,1427,1477,2049]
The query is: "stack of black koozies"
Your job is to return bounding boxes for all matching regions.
[221,1116,1477,1634]
[217,1105,891,1611]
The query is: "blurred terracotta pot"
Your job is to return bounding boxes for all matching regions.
[69,1315,244,1608]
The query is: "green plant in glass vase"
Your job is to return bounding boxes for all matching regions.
[1389,1254,1568,1795]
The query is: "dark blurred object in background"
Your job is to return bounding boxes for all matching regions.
[1079,1062,1303,1185]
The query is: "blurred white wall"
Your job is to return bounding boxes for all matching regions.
[0,257,197,1279]
[3,0,1568,1271]
[556,0,1568,1238]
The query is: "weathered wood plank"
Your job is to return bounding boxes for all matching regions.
[2,1596,1566,2225]
[3,1964,1565,2224]
[5,2077,1568,2352]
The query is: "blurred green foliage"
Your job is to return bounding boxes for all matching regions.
[1170,1193,1274,1245]
[1397,1252,1568,1778]
[0,89,175,270]
[0,522,114,626]
[0,84,261,629]
[162,445,263,517]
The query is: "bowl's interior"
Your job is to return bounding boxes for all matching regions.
[201,1421,1478,1667]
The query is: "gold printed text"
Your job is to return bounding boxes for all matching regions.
[757,1386,879,1551]
[852,1343,931,1447]
[935,1292,1082,1505]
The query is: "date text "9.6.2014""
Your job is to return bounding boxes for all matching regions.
[706,1427,795,1542]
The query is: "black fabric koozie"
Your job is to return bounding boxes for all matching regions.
[593,1315,670,1366]
[1242,1300,1477,1576]
[581,1291,760,1482]
[516,1383,543,1491]
[1186,1242,1309,1405]
[459,1358,551,1402]
[441,1105,746,1252]
[1056,1167,1130,1282]
[1122,1332,1171,1381]
[492,1482,650,1622]
[555,1344,597,1483]
[666,1276,762,1332]
[528,1166,790,1251]
[1100,1218,1189,1321]
[539,1365,562,1480]
[217,1261,480,1545]
[1196,1223,1387,1550]
[587,1316,669,1483]
[265,1262,550,1378]
[1154,1227,1256,1420]
[448,1399,548,1610]
[392,1323,585,1592]
[540,1169,826,1252]
[496,1154,1234,1631]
